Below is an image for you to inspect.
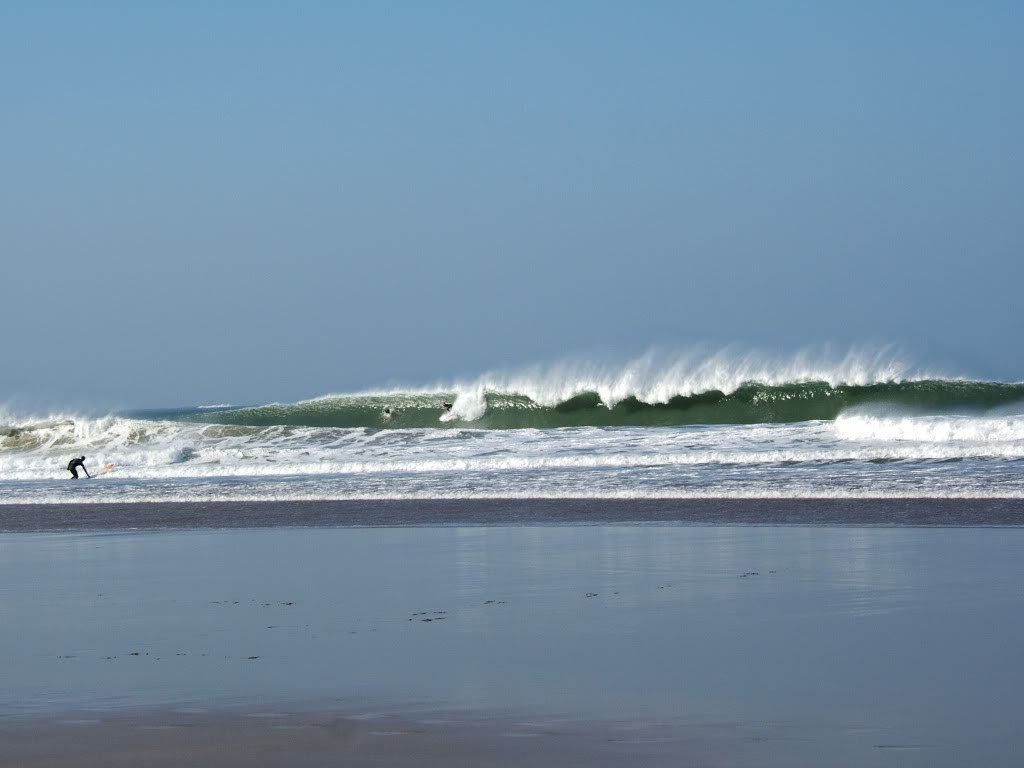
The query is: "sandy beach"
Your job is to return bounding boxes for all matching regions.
[3,518,1023,766]
[1,704,862,768]
[1,702,950,768]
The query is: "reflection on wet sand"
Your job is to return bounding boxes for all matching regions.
[1,525,1022,766]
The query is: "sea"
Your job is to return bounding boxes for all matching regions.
[2,353,1023,516]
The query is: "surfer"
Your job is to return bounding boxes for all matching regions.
[67,456,90,479]
[442,402,453,412]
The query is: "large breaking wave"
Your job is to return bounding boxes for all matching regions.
[131,378,1023,430]
[95,350,1012,430]
[3,348,1023,438]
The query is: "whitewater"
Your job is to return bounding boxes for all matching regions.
[2,351,1023,505]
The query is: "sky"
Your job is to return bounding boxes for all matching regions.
[2,1,1021,410]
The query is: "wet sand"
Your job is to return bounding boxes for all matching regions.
[0,704,944,768]
[2,496,1023,531]
[2,522,1023,766]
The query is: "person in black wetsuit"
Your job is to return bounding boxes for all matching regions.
[67,456,90,479]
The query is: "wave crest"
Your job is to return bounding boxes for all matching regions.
[447,347,920,409]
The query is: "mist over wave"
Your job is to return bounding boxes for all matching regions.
[438,347,919,416]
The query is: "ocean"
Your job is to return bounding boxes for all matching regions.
[2,354,1022,512]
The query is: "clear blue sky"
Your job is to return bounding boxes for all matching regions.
[3,1,1021,409]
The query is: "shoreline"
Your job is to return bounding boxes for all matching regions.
[0,699,939,768]
[0,703,788,768]
[1,496,1023,531]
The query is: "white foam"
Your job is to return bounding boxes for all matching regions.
[4,407,1024,485]
[6,444,1024,483]
[836,413,1024,443]
[441,389,487,422]
[3,487,1022,505]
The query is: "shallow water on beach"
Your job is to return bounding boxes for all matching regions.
[2,525,1022,765]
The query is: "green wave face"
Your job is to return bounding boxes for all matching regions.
[138,380,1024,430]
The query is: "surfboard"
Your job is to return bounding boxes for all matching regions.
[93,463,116,476]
